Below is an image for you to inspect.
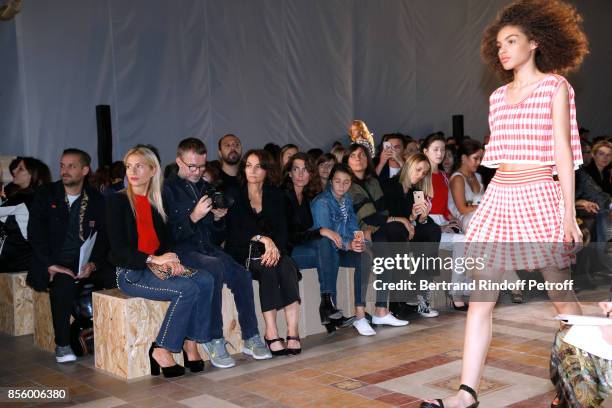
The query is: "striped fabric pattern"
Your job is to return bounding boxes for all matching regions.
[465,168,572,269]
[481,74,583,174]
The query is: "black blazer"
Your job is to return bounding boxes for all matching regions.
[284,188,321,253]
[105,191,173,271]
[27,181,109,291]
[224,184,288,264]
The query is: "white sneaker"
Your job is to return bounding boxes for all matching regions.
[372,313,409,326]
[353,317,376,336]
[417,295,439,318]
[55,345,77,363]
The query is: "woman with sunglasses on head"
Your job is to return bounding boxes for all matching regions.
[107,146,214,378]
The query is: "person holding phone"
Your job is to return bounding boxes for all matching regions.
[383,154,442,319]
[344,144,410,329]
[376,134,406,184]
[311,164,384,336]
[421,1,587,406]
[282,153,354,332]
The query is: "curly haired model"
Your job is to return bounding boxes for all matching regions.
[420,1,588,407]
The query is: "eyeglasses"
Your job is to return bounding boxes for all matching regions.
[179,157,206,172]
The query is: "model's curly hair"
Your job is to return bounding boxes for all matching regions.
[481,0,589,82]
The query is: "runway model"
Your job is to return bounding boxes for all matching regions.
[421,1,589,407]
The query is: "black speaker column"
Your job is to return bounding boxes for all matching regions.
[96,105,113,168]
[452,114,464,144]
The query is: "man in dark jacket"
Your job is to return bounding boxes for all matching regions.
[163,138,271,367]
[27,149,112,363]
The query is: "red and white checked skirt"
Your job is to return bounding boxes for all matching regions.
[465,167,572,270]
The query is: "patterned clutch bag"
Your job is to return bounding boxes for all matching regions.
[147,263,197,280]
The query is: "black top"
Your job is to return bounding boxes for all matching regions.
[55,195,83,266]
[224,184,288,264]
[382,176,433,223]
[284,188,321,253]
[585,161,612,195]
[218,170,240,191]
[27,181,108,291]
[105,191,173,271]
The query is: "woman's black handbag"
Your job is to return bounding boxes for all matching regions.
[245,240,302,281]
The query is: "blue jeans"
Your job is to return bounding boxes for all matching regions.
[116,267,214,353]
[178,248,259,341]
[291,238,378,307]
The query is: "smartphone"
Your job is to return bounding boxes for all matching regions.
[353,231,364,242]
[383,141,392,150]
[413,191,425,205]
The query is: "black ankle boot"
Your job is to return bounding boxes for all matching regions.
[319,293,336,325]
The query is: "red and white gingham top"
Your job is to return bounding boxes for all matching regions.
[481,74,583,174]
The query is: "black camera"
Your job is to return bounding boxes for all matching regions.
[202,185,234,209]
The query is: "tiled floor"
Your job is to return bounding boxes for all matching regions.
[0,289,607,408]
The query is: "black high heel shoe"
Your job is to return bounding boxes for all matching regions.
[286,335,302,355]
[149,342,185,378]
[551,392,567,408]
[182,350,205,373]
[264,337,287,356]
[420,383,479,408]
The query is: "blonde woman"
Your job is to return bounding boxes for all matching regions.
[382,154,442,319]
[349,120,376,158]
[106,146,214,378]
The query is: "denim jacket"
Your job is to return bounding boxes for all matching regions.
[311,186,360,250]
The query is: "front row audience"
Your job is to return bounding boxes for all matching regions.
[1,128,609,386]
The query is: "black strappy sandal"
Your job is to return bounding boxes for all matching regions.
[550,392,567,408]
[286,335,302,355]
[264,337,287,356]
[420,383,479,408]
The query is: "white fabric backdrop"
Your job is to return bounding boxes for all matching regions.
[1,0,610,173]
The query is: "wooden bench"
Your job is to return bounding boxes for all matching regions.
[32,290,55,352]
[0,271,34,336]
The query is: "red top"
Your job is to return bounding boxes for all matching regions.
[430,172,451,219]
[134,194,160,255]
[482,74,582,174]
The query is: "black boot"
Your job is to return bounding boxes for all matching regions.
[319,293,336,325]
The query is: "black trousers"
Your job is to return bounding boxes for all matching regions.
[250,256,301,313]
[49,266,115,347]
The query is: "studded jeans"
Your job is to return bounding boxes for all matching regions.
[116,267,214,353]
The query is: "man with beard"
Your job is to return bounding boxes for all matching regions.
[27,149,111,363]
[217,134,242,190]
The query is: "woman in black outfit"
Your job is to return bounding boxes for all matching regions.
[0,157,51,272]
[225,150,301,355]
[107,146,214,378]
[382,153,442,318]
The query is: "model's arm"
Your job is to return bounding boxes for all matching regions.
[552,83,581,244]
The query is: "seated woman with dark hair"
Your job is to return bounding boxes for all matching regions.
[343,143,410,328]
[311,164,373,336]
[316,153,336,191]
[282,153,353,332]
[1,156,51,272]
[107,146,214,378]
[224,149,301,355]
[382,153,442,319]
